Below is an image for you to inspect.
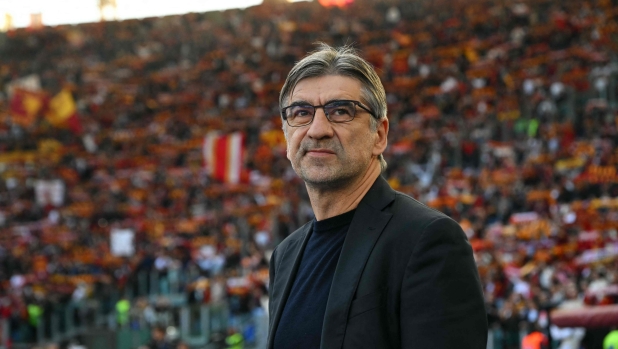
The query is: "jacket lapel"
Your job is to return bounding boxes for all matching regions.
[267,222,312,349]
[321,176,395,349]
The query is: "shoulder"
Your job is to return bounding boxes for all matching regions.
[389,191,456,231]
[389,193,471,260]
[367,190,466,259]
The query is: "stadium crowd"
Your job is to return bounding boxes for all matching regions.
[1,0,618,347]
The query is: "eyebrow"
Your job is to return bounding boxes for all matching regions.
[287,100,312,107]
[286,99,350,107]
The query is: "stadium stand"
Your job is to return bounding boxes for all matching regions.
[0,0,618,348]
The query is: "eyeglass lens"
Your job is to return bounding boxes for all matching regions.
[286,101,356,126]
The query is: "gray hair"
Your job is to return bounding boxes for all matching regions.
[279,43,388,172]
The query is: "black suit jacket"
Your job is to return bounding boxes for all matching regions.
[268,176,488,349]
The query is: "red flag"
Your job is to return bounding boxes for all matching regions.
[203,132,246,184]
[9,88,44,127]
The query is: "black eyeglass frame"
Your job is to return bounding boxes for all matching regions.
[280,99,377,127]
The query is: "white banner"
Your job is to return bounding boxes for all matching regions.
[34,179,64,207]
[110,228,135,257]
[6,74,41,97]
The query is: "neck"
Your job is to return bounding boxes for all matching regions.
[306,160,381,221]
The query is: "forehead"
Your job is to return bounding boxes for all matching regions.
[289,75,362,103]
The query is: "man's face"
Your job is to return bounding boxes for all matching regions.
[284,75,387,189]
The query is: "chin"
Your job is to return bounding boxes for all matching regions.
[299,169,352,189]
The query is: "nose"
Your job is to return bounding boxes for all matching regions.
[306,107,334,140]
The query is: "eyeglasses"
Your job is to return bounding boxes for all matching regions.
[281,99,376,127]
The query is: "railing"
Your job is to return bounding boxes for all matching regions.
[0,269,269,349]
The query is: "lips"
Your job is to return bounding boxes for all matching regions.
[306,149,335,155]
[305,148,335,156]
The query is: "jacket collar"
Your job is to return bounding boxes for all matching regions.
[321,175,395,349]
[356,174,397,212]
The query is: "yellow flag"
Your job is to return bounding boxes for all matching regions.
[46,89,76,126]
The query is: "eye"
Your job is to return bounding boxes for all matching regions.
[288,105,313,118]
[331,107,351,116]
[325,101,354,118]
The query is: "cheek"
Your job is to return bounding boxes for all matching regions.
[285,131,303,160]
[346,130,373,154]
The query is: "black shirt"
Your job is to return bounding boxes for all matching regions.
[273,209,355,349]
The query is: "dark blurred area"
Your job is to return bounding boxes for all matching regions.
[0,0,618,348]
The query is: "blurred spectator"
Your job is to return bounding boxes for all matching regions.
[145,325,174,349]
[0,0,617,347]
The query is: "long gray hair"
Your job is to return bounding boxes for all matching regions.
[279,43,388,171]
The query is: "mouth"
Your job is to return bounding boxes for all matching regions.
[305,149,336,156]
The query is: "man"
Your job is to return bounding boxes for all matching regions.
[268,44,487,349]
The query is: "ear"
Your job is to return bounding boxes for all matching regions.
[372,117,389,157]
